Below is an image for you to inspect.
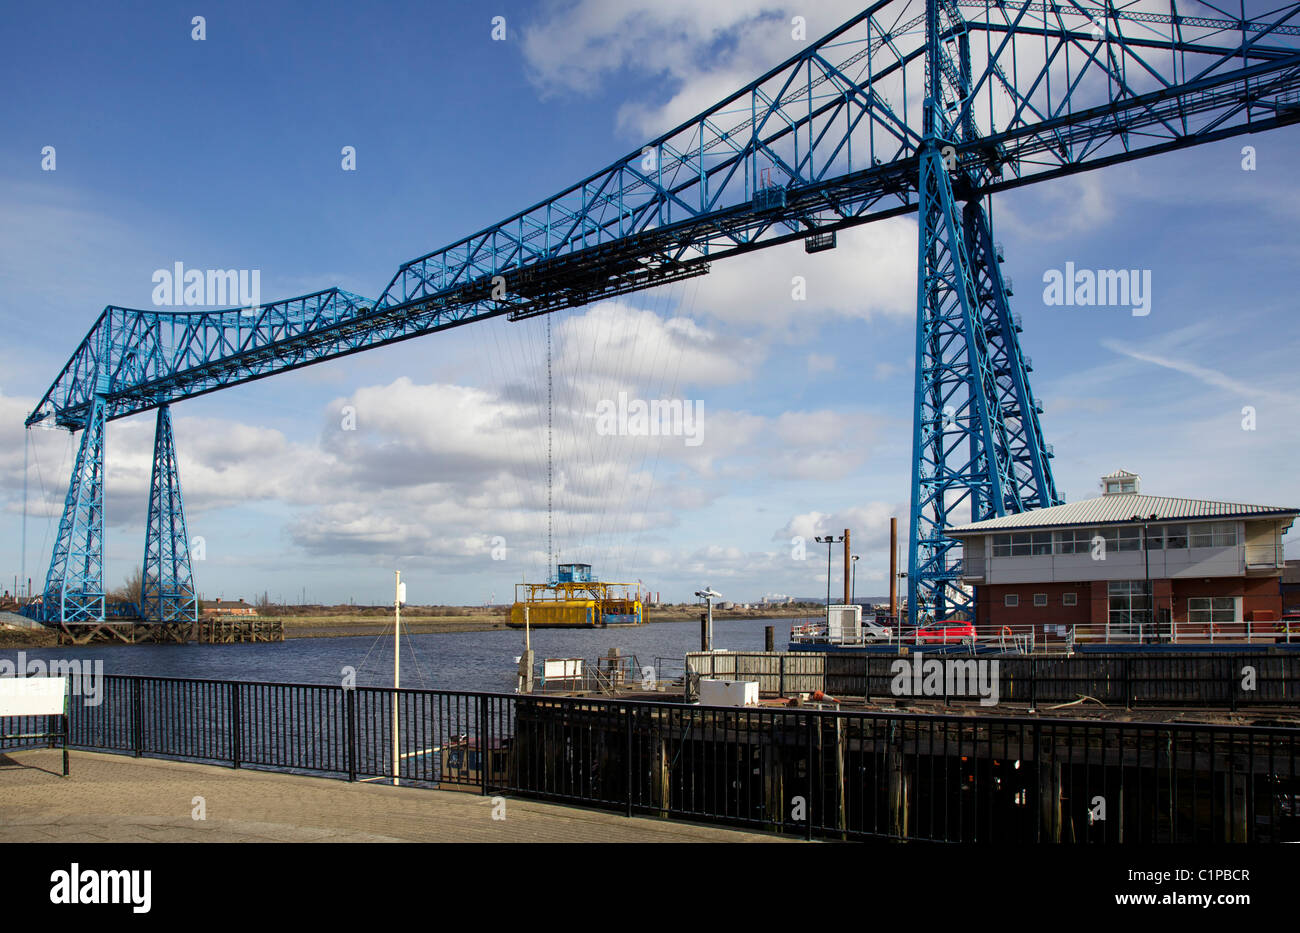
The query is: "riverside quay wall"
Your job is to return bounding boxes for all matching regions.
[1,673,1296,843]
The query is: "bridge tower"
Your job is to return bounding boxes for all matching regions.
[908,0,1061,621]
[139,405,198,625]
[43,394,108,624]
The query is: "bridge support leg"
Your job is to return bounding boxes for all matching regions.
[43,395,108,624]
[140,405,198,625]
[907,3,1060,623]
[909,144,998,623]
[908,145,1059,622]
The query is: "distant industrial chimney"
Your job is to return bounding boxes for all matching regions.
[842,528,851,605]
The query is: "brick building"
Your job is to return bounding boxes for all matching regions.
[1282,560,1300,616]
[202,597,257,617]
[946,471,1296,638]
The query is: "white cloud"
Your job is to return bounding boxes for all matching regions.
[997,172,1115,242]
[520,1,886,138]
[777,503,899,547]
[555,300,761,387]
[1100,338,1294,408]
[691,220,916,330]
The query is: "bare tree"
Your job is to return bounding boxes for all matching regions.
[112,566,143,605]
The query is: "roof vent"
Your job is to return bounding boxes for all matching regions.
[1100,469,1140,496]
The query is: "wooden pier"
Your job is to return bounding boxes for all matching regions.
[194,617,284,644]
[52,617,284,645]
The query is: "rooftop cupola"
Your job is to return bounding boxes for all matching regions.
[1100,469,1140,496]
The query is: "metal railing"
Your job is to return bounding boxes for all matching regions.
[1244,543,1285,568]
[534,654,656,695]
[790,619,1037,652]
[688,651,1300,709]
[787,618,1299,653]
[3,672,1295,842]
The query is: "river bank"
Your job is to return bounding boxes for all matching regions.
[0,607,811,649]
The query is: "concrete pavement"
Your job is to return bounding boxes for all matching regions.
[0,748,792,843]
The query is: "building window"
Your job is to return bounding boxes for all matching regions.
[1108,581,1150,632]
[1098,526,1141,553]
[1162,524,1188,549]
[1188,597,1237,625]
[1063,592,1077,607]
[1188,522,1237,549]
[1004,594,1019,608]
[1054,529,1093,555]
[993,532,1053,557]
[993,534,1036,557]
[1033,593,1047,607]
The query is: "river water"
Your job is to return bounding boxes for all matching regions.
[2,618,799,693]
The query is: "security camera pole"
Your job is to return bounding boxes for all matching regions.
[695,587,720,651]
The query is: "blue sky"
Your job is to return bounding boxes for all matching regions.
[2,0,1298,606]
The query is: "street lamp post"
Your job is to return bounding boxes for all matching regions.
[1131,513,1159,641]
[897,570,907,648]
[850,554,860,605]
[814,535,844,618]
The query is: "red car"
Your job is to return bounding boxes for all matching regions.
[913,621,976,644]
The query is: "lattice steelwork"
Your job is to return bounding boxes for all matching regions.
[41,395,107,623]
[24,1,1300,623]
[139,406,198,624]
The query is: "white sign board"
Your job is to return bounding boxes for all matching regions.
[543,658,583,681]
[0,677,68,717]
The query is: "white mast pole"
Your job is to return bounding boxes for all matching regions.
[393,570,401,786]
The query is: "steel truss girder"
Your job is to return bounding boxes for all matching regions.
[42,395,107,624]
[376,1,1300,313]
[140,405,197,624]
[28,288,374,430]
[27,4,1300,436]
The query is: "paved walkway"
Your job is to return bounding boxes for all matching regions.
[0,749,790,843]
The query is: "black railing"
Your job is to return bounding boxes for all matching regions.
[7,673,1298,843]
[689,651,1300,709]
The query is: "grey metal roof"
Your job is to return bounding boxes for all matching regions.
[946,493,1298,535]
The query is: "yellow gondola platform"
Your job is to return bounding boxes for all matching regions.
[509,563,643,628]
